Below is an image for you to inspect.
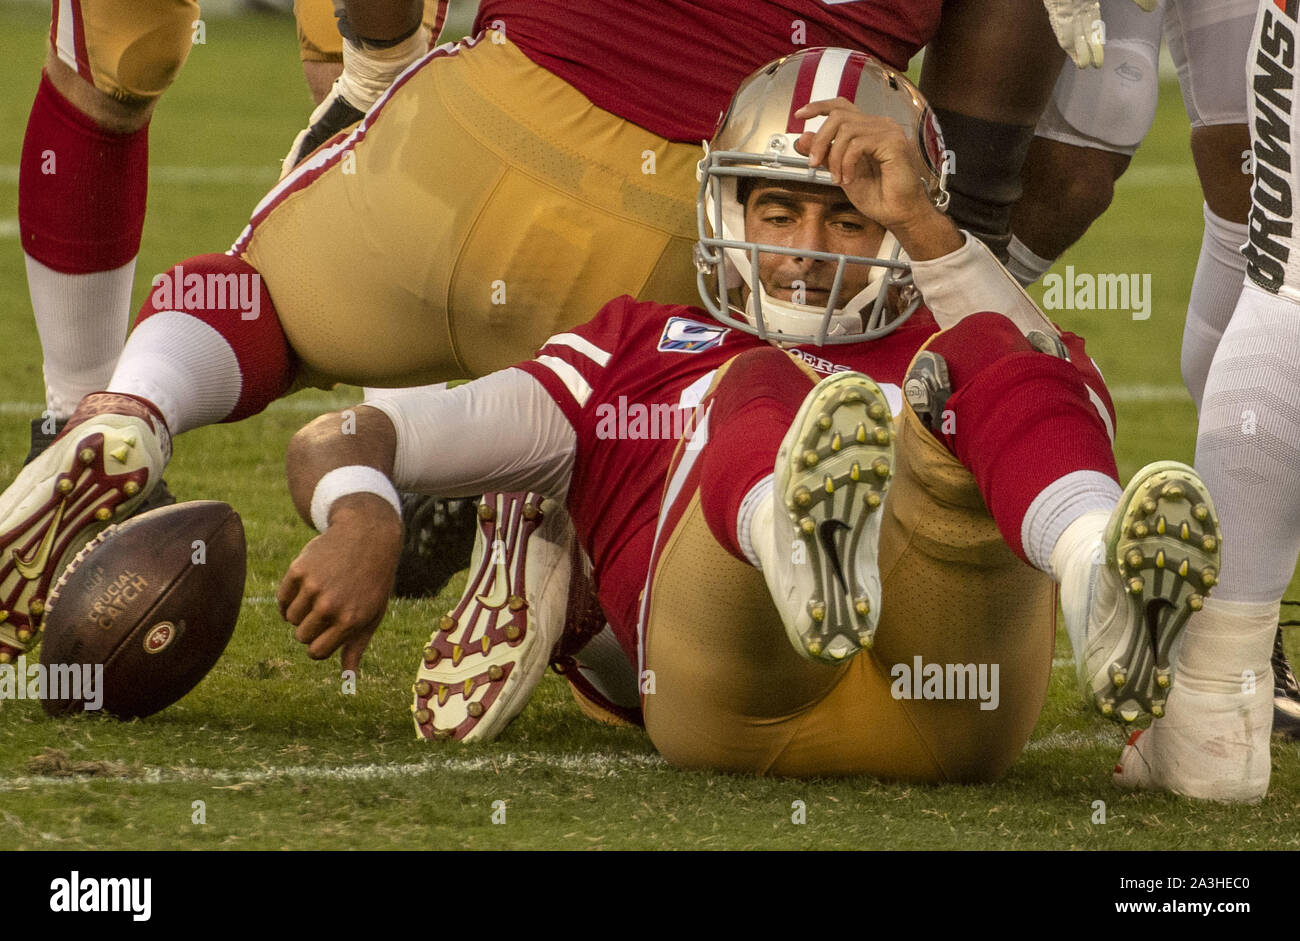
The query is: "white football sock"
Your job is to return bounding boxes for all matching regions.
[1180,204,1248,411]
[1194,284,1300,603]
[1006,235,1055,287]
[739,474,774,569]
[1021,469,1122,574]
[24,254,134,420]
[107,312,242,436]
[1049,507,1113,663]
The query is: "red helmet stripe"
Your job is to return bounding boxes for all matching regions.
[786,48,825,133]
[835,53,867,103]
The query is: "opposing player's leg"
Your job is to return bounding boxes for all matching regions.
[1006,0,1165,284]
[1113,0,1286,801]
[19,1,197,455]
[919,0,1066,259]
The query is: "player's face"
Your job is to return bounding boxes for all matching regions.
[743,181,885,307]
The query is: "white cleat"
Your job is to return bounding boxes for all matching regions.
[765,371,894,664]
[0,414,164,661]
[1113,682,1272,802]
[411,492,570,743]
[1065,461,1222,724]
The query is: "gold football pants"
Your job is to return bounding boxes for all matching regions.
[239,33,700,388]
[641,354,1058,782]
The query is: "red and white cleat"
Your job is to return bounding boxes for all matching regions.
[0,395,167,661]
[411,491,571,742]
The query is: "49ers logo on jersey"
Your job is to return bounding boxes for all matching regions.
[658,317,730,353]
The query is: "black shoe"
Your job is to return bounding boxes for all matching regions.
[1273,627,1300,741]
[392,493,479,599]
[24,415,178,513]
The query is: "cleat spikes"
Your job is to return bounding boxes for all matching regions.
[1127,576,1144,594]
[1155,516,1166,536]
[437,685,450,706]
[1100,700,1114,716]
[94,507,112,521]
[123,480,139,497]
[415,680,432,697]
[794,487,812,508]
[855,423,867,444]
[857,631,873,648]
[1201,568,1217,588]
[1163,484,1183,501]
[1202,535,1217,552]
[109,445,129,463]
[477,503,495,522]
[872,458,890,478]
[809,602,826,622]
[807,641,822,657]
[867,402,885,420]
[1112,671,1126,688]
[854,597,870,617]
[849,462,861,482]
[488,664,504,681]
[423,646,440,665]
[1189,594,1204,611]
[78,448,95,464]
[1192,504,1208,521]
[830,432,842,451]
[28,599,44,617]
[507,595,525,611]
[1140,498,1157,515]
[1154,550,1165,569]
[1177,558,1189,578]
[522,502,542,521]
[873,427,890,445]
[800,518,815,535]
[1119,706,1140,723]
[56,478,73,494]
[467,702,484,718]
[452,644,464,666]
[481,635,491,654]
[1179,521,1190,542]
[1132,522,1149,538]
[1156,673,1171,689]
[824,476,835,494]
[803,450,819,468]
[817,415,832,431]
[1151,703,1164,718]
[866,492,881,509]
[463,679,475,698]
[439,615,455,632]
[414,708,432,725]
[1126,549,1143,569]
[16,628,31,643]
[505,624,521,641]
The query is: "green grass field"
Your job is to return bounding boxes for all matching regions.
[0,5,1297,851]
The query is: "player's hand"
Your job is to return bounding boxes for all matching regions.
[1042,0,1105,68]
[277,496,403,674]
[792,99,959,261]
[280,27,430,177]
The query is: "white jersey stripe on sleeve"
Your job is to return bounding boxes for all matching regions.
[535,355,593,407]
[545,333,612,367]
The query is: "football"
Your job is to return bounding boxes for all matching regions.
[39,500,246,719]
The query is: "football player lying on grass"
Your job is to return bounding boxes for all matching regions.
[274,52,1250,793]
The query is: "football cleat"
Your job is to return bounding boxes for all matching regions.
[1272,628,1300,741]
[1071,461,1222,723]
[0,402,166,661]
[766,371,895,663]
[411,492,570,742]
[391,493,479,599]
[1113,682,1272,802]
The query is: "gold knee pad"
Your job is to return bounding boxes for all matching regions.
[57,0,199,103]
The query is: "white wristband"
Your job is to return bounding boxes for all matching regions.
[339,26,431,112]
[309,466,402,532]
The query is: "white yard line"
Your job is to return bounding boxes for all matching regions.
[1023,729,1123,752]
[0,750,667,791]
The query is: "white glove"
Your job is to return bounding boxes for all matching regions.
[1042,0,1105,68]
[280,25,431,178]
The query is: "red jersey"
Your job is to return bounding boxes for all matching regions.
[515,296,941,664]
[471,0,942,141]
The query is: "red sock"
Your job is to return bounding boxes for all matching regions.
[926,313,1119,563]
[698,348,816,562]
[18,73,148,273]
[133,254,295,423]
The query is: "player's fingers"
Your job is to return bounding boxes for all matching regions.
[281,580,320,627]
[294,605,335,648]
[276,569,302,620]
[340,614,382,676]
[801,106,848,169]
